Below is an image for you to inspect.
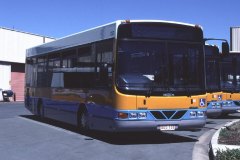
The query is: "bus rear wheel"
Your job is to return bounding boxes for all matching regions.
[37,101,44,118]
[78,109,89,132]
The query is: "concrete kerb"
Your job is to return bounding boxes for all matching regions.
[192,123,226,160]
[209,119,240,159]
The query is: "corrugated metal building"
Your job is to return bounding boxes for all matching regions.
[0,27,55,101]
[230,27,240,52]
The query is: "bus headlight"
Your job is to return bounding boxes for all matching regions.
[190,111,197,118]
[197,111,205,118]
[222,101,232,107]
[138,112,147,119]
[222,101,227,107]
[118,112,147,120]
[211,102,216,108]
[216,103,221,108]
[129,112,137,119]
[227,101,232,106]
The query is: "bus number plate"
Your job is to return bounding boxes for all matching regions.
[158,125,177,131]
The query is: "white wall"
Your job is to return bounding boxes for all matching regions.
[0,28,55,63]
[231,27,240,52]
[0,64,11,90]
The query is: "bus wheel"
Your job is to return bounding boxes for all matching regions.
[78,109,89,132]
[37,101,44,118]
[221,113,229,117]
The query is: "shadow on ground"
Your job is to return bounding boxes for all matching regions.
[20,115,197,145]
[206,120,217,124]
[215,113,240,120]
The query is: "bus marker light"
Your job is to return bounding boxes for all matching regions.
[192,99,196,103]
[195,24,202,29]
[118,112,128,119]
[121,20,131,24]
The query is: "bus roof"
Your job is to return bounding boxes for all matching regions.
[26,20,200,57]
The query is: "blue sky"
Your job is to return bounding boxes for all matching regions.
[0,0,239,44]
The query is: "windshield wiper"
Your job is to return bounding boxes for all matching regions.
[145,71,164,97]
[145,83,155,98]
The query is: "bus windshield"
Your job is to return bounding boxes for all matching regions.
[236,56,240,91]
[205,46,220,91]
[118,23,202,41]
[116,23,204,96]
[221,56,235,91]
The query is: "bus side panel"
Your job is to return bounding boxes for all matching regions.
[231,93,240,101]
[24,96,39,115]
[87,103,117,131]
[222,92,232,101]
[58,101,79,125]
[47,88,114,126]
[42,98,79,125]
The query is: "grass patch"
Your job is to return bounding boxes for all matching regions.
[218,121,240,145]
[216,148,240,160]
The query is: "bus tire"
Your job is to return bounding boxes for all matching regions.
[77,106,89,132]
[221,113,229,117]
[37,100,44,118]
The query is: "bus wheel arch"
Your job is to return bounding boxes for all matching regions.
[77,104,89,132]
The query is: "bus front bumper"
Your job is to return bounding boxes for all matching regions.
[206,108,222,118]
[222,106,240,114]
[222,101,240,114]
[112,119,206,132]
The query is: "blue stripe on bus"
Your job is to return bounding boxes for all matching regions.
[27,96,206,122]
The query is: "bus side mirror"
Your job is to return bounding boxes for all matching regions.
[154,71,162,83]
[222,42,229,55]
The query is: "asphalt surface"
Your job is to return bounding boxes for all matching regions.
[0,102,239,160]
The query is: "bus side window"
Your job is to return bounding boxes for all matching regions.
[36,56,47,87]
[26,58,33,87]
[62,49,77,68]
[48,53,61,71]
[63,46,96,88]
[95,39,113,87]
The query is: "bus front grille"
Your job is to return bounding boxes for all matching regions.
[151,111,166,119]
[150,110,187,120]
